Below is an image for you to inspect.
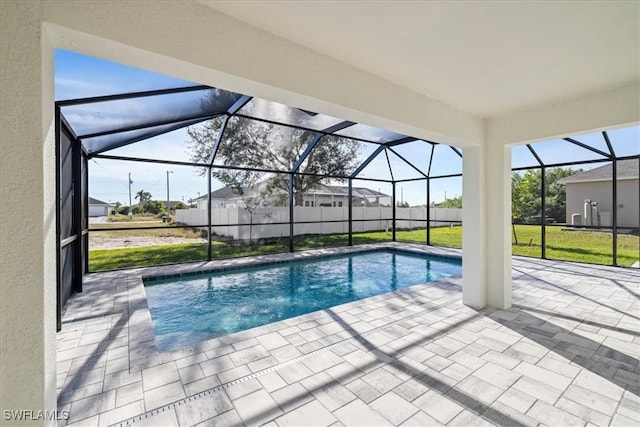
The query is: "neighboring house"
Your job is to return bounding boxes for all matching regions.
[558,159,639,228]
[301,185,390,208]
[88,197,111,217]
[195,186,244,209]
[165,200,186,211]
[194,184,391,209]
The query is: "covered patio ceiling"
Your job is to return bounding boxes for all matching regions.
[202,1,639,118]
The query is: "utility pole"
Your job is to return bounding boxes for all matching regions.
[128,172,133,217]
[166,170,173,213]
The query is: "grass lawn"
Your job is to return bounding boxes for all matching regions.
[90,220,203,239]
[88,225,639,271]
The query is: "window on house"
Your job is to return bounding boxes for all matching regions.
[338,201,343,207]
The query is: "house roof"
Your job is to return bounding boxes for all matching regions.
[165,201,185,209]
[196,184,390,200]
[558,159,639,184]
[200,186,242,200]
[312,185,389,198]
[89,197,109,205]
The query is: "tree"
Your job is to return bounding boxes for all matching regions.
[135,190,152,205]
[511,168,582,223]
[511,171,541,222]
[173,201,188,210]
[145,200,167,215]
[396,201,410,208]
[439,196,462,209]
[217,169,264,243]
[545,168,580,221]
[186,108,362,206]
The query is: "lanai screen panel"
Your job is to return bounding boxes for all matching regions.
[607,126,640,157]
[386,149,426,181]
[213,117,317,172]
[431,144,462,177]
[570,132,612,156]
[390,140,433,176]
[335,123,407,143]
[295,136,374,178]
[81,151,88,274]
[59,126,75,306]
[61,87,243,155]
[237,97,346,131]
[82,117,214,156]
[104,126,202,164]
[355,149,393,181]
[531,138,609,164]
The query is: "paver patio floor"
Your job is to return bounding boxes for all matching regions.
[56,244,639,426]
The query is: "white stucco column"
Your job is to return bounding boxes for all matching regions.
[485,143,512,308]
[0,3,57,423]
[462,144,512,309]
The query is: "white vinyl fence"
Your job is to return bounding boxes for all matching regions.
[176,206,462,240]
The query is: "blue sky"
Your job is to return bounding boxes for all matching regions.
[55,50,638,207]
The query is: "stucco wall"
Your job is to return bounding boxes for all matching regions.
[1,1,57,422]
[565,179,639,228]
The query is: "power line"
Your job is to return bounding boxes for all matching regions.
[90,159,130,191]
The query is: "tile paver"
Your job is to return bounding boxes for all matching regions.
[199,409,243,427]
[67,390,116,424]
[333,399,393,427]
[114,382,143,407]
[232,388,283,426]
[369,391,419,425]
[398,410,442,427]
[412,390,464,424]
[183,374,221,396]
[526,400,585,427]
[495,387,536,414]
[300,372,357,412]
[344,377,382,403]
[97,401,144,427]
[270,382,314,413]
[274,400,338,427]
[360,367,404,394]
[556,397,611,426]
[225,377,263,400]
[173,391,233,426]
[142,381,185,411]
[141,362,180,391]
[56,244,640,426]
[447,410,495,427]
[258,371,288,393]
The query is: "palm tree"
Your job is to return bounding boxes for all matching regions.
[135,190,152,205]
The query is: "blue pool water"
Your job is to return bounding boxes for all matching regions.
[144,250,461,351]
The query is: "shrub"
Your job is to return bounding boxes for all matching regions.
[145,200,166,215]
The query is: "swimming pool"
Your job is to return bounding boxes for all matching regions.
[144,249,461,351]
